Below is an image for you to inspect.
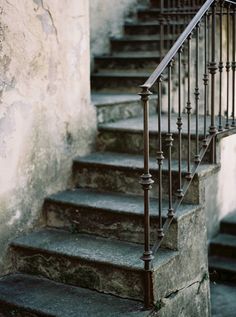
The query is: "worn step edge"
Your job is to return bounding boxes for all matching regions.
[0,274,149,317]
[10,229,176,272]
[10,229,177,300]
[73,151,220,178]
[44,188,198,221]
[44,188,200,247]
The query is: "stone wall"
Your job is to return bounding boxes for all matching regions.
[0,0,96,273]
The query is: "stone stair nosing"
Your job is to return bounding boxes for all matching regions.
[96,113,213,160]
[10,228,178,302]
[72,151,220,205]
[93,93,157,125]
[43,187,200,248]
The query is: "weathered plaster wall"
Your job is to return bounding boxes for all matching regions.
[90,0,147,62]
[0,0,96,273]
[205,135,236,239]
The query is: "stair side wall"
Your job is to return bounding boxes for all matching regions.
[0,0,96,274]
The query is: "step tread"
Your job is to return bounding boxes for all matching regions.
[45,188,199,219]
[109,51,162,57]
[211,234,236,248]
[92,71,149,78]
[0,274,149,317]
[11,228,177,271]
[209,256,236,273]
[92,93,140,107]
[94,54,161,60]
[111,35,175,41]
[98,114,211,135]
[74,151,219,177]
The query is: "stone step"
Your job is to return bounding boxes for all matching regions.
[94,53,161,71]
[137,9,196,21]
[110,35,176,53]
[220,211,236,236]
[44,188,199,248]
[0,274,149,317]
[97,114,212,161]
[210,234,236,260]
[209,256,236,282]
[72,151,220,204]
[10,228,177,301]
[91,71,149,93]
[124,21,186,36]
[92,93,157,124]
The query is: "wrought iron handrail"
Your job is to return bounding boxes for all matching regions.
[139,0,236,308]
[142,0,214,89]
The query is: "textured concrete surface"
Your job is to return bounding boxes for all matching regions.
[151,278,210,317]
[44,188,198,247]
[211,282,236,317]
[11,228,177,300]
[0,274,150,317]
[0,0,96,273]
[73,151,220,204]
[92,93,156,124]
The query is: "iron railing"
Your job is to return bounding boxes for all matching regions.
[139,0,236,308]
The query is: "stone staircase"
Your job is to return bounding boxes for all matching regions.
[209,211,236,283]
[0,1,213,317]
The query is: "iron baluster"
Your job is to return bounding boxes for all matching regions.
[232,5,236,127]
[218,2,224,131]
[186,35,192,179]
[226,3,231,129]
[157,77,165,238]
[166,62,174,217]
[203,14,209,144]
[195,23,200,163]
[139,86,154,309]
[177,48,184,198]
[208,2,217,163]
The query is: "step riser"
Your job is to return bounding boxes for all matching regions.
[124,24,183,36]
[91,76,149,93]
[73,164,201,204]
[44,201,178,249]
[111,40,172,53]
[209,266,236,282]
[96,99,157,124]
[210,245,236,260]
[94,57,160,71]
[220,223,236,236]
[0,304,45,317]
[11,247,145,301]
[97,130,211,161]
